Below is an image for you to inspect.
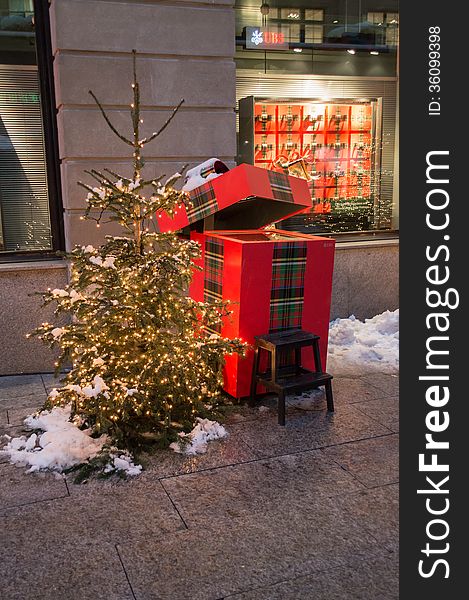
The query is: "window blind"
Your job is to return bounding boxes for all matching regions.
[0,65,52,252]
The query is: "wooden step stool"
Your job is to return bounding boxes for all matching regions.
[250,330,334,426]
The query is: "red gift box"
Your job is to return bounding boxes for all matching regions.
[156,163,335,399]
[190,230,335,398]
[155,163,311,233]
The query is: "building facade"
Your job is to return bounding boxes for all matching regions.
[0,0,398,374]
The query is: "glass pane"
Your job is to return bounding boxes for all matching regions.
[239,97,395,234]
[0,0,52,253]
[287,23,301,42]
[279,8,301,20]
[304,9,324,21]
[305,24,324,44]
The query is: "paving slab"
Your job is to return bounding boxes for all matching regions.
[356,396,399,432]
[2,477,185,542]
[336,484,399,552]
[233,403,391,458]
[0,391,48,412]
[222,394,304,424]
[139,433,264,479]
[0,462,69,513]
[331,376,393,404]
[322,434,399,488]
[361,372,399,397]
[162,449,364,527]
[118,500,381,600]
[41,373,64,393]
[0,422,26,436]
[225,552,398,599]
[0,538,133,600]
[0,371,398,599]
[6,404,43,427]
[0,374,46,402]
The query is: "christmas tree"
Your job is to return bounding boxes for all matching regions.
[32,51,245,449]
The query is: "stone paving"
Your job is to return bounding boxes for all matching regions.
[0,372,399,600]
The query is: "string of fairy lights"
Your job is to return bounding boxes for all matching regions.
[30,51,245,443]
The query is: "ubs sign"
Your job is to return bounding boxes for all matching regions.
[245,26,289,50]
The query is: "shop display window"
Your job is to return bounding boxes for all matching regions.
[239,96,385,233]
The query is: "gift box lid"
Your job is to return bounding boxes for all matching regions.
[155,163,311,232]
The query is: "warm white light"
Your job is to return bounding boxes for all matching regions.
[333,19,339,24]
[370,51,379,55]
[287,12,300,19]
[347,49,356,55]
[293,48,303,53]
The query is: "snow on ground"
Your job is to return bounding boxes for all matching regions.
[170,417,228,455]
[327,309,399,376]
[287,309,399,408]
[1,404,228,476]
[0,404,141,477]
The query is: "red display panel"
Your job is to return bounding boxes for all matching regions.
[250,100,377,215]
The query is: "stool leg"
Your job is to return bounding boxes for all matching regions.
[249,346,261,406]
[278,390,286,426]
[325,380,334,412]
[312,340,323,373]
[271,347,278,383]
[295,347,301,374]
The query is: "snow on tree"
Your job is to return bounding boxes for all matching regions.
[31,51,245,450]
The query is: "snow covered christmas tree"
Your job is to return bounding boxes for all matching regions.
[31,51,245,449]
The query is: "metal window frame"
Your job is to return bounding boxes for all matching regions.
[0,0,64,262]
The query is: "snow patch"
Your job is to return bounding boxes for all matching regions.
[169,418,228,455]
[89,255,116,269]
[0,405,141,477]
[327,309,399,375]
[69,290,83,304]
[1,406,106,473]
[81,376,109,399]
[110,454,142,477]
[102,255,116,269]
[128,178,141,191]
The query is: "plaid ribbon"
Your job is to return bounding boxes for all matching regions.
[269,242,307,333]
[204,237,224,334]
[267,170,294,203]
[187,181,218,224]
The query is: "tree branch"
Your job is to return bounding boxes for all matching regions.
[89,90,134,147]
[139,99,185,145]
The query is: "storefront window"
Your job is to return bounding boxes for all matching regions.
[235,0,399,78]
[235,0,399,236]
[0,0,57,254]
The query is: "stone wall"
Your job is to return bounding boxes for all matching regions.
[49,0,237,249]
[0,262,67,375]
[331,242,399,320]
